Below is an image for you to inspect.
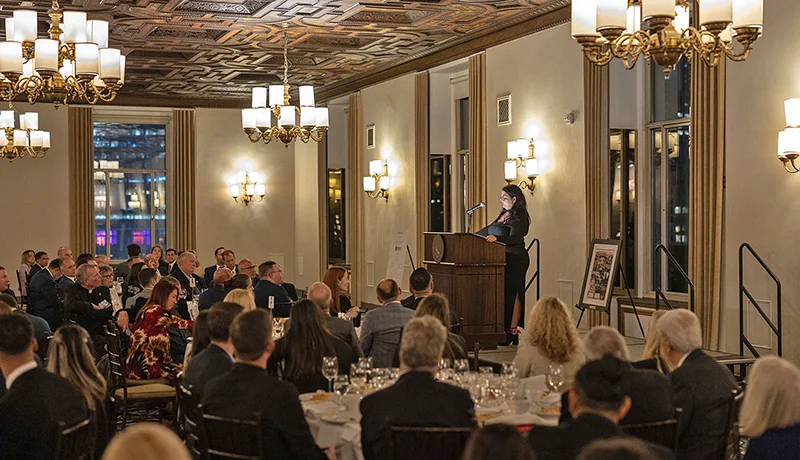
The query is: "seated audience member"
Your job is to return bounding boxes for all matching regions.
[65,263,128,354]
[307,281,363,358]
[463,424,536,460]
[27,257,63,330]
[222,249,238,274]
[47,325,110,457]
[226,273,253,291]
[559,326,673,425]
[122,261,145,305]
[126,277,194,382]
[57,246,73,261]
[254,261,292,317]
[202,309,333,460]
[102,423,191,460]
[576,438,657,460]
[224,288,257,311]
[198,267,233,311]
[0,314,89,460]
[182,302,242,396]
[165,248,178,274]
[238,258,259,287]
[633,310,673,374]
[283,281,299,302]
[56,256,76,300]
[0,293,51,361]
[124,267,160,320]
[144,253,160,271]
[115,243,142,281]
[184,311,210,365]
[172,252,206,320]
[150,245,170,276]
[323,266,359,319]
[401,268,459,328]
[99,264,124,313]
[361,316,475,460]
[740,356,800,460]
[203,247,227,287]
[95,254,111,267]
[0,266,15,298]
[514,297,585,383]
[360,279,415,368]
[18,250,35,296]
[29,250,49,277]
[528,356,672,460]
[392,293,467,366]
[657,309,737,460]
[268,299,353,393]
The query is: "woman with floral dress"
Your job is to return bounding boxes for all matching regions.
[126,276,193,382]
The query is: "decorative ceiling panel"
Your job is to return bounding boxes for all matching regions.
[0,0,567,105]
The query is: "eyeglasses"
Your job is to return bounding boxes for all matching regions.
[102,274,114,279]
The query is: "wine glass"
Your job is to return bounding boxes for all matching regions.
[546,364,565,395]
[350,364,367,393]
[333,375,349,410]
[322,356,338,393]
[500,363,517,380]
[454,359,469,376]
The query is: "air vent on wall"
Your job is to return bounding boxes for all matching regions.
[497,94,511,126]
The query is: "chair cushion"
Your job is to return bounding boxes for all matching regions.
[127,378,169,386]
[116,383,176,400]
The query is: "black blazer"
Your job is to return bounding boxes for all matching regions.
[182,344,234,397]
[171,267,207,320]
[282,282,299,302]
[203,265,221,287]
[157,260,170,276]
[198,285,227,311]
[254,280,292,317]
[267,335,353,394]
[360,371,475,460]
[632,357,670,374]
[64,284,114,337]
[671,349,738,460]
[29,263,43,277]
[27,269,62,330]
[202,363,327,460]
[56,276,75,302]
[476,210,530,254]
[0,368,89,460]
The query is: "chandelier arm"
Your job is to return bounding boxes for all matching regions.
[583,46,614,67]
[721,41,752,62]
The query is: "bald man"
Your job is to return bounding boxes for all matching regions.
[359,279,415,367]
[198,268,233,312]
[308,281,363,358]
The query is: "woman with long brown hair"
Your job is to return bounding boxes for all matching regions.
[126,276,194,381]
[267,299,353,393]
[322,267,359,320]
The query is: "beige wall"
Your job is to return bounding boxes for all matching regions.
[294,140,321,291]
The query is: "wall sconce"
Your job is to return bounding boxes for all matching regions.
[230,171,266,205]
[778,99,800,174]
[363,159,389,201]
[127,193,141,210]
[504,138,538,193]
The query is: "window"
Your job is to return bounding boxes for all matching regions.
[94,123,167,260]
[609,129,636,289]
[327,168,346,264]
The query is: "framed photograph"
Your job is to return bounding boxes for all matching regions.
[579,239,622,314]
[366,124,376,149]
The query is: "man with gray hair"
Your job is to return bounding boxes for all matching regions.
[64,263,128,355]
[657,309,737,460]
[360,316,475,460]
[308,281,363,358]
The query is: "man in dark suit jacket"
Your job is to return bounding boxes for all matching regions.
[657,309,738,460]
[183,302,242,396]
[203,246,227,287]
[114,243,142,282]
[64,264,119,355]
[56,257,76,301]
[0,293,52,362]
[202,309,330,460]
[27,258,63,330]
[0,313,89,460]
[360,316,475,460]
[307,282,363,358]
[254,261,292,317]
[529,356,673,460]
[28,251,49,278]
[198,268,233,312]
[172,252,207,320]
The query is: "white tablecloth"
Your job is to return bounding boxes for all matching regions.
[302,399,364,460]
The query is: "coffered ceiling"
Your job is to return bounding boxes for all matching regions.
[0,0,568,106]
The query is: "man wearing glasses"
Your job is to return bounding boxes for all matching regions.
[238,259,259,287]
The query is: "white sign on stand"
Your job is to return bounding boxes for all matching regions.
[385,229,410,286]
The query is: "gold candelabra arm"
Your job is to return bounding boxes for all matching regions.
[244,128,262,143]
[780,156,800,174]
[519,178,536,193]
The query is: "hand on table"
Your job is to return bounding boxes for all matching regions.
[485,235,497,243]
[345,307,360,319]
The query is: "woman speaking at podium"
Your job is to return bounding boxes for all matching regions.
[476,184,530,345]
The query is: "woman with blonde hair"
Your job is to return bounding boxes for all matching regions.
[513,297,585,382]
[415,293,467,361]
[224,288,257,311]
[18,249,35,297]
[740,356,800,460]
[633,310,674,374]
[102,423,191,460]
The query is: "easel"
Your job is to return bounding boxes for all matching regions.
[576,258,644,337]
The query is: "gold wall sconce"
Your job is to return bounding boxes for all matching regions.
[778,99,800,174]
[363,159,389,201]
[230,170,266,205]
[504,138,538,193]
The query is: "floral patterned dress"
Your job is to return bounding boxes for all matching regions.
[126,304,194,381]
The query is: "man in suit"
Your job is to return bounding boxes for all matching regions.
[56,256,76,300]
[202,309,333,460]
[56,246,73,261]
[165,248,178,274]
[238,258,259,287]
[529,356,673,460]
[183,302,243,396]
[114,243,141,282]
[361,316,475,460]
[401,268,459,330]
[657,309,738,460]
[222,249,238,274]
[560,326,673,425]
[27,258,63,330]
[64,264,127,355]
[28,251,49,278]
[172,252,206,320]
[0,313,89,460]
[198,268,233,311]
[360,279,415,368]
[308,281,363,358]
[203,246,227,287]
[0,266,14,298]
[0,293,51,362]
[254,261,292,317]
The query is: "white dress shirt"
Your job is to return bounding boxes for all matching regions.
[5,360,37,389]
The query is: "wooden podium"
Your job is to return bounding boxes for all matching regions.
[423,232,506,349]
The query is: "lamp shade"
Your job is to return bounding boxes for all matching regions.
[642,0,674,18]
[230,185,240,198]
[0,42,22,74]
[60,59,75,78]
[23,112,38,130]
[0,110,13,128]
[42,131,50,148]
[12,10,37,43]
[29,130,43,147]
[299,86,315,107]
[119,55,126,84]
[255,184,266,196]
[597,0,627,29]
[279,106,296,127]
[379,175,389,191]
[238,171,248,183]
[526,158,540,178]
[785,99,800,127]
[733,0,763,27]
[300,108,315,127]
[269,85,284,107]
[572,0,599,36]
[18,113,26,130]
[99,48,121,79]
[783,128,800,155]
[252,87,267,108]
[507,140,520,159]
[504,160,517,181]
[13,129,27,147]
[363,176,376,192]
[626,3,642,34]
[62,11,88,43]
[75,43,99,75]
[699,0,732,25]
[86,20,109,49]
[242,108,256,129]
[255,108,271,128]
[369,159,383,176]
[315,107,329,127]
[4,18,14,41]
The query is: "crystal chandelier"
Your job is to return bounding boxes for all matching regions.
[0,105,51,160]
[0,0,125,106]
[571,0,763,76]
[241,27,328,147]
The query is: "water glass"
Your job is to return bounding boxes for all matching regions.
[333,375,349,410]
[546,364,565,394]
[454,359,469,375]
[350,364,367,392]
[322,356,338,392]
[500,363,518,380]
[479,366,494,374]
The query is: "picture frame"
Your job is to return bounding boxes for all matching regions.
[366,124,376,149]
[578,238,622,314]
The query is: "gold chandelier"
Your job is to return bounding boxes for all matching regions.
[571,0,763,76]
[0,105,51,160]
[0,0,125,106]
[241,26,328,147]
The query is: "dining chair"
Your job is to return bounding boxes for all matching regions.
[53,416,95,460]
[621,408,682,451]
[199,410,264,460]
[390,426,474,460]
[175,378,206,459]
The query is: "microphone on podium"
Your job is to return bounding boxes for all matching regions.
[466,202,485,215]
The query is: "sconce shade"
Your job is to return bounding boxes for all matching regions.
[785,99,800,127]
[230,185,240,198]
[507,141,521,159]
[379,175,389,191]
[255,184,266,196]
[363,176,376,192]
[779,128,800,157]
[526,158,539,178]
[237,171,248,183]
[369,159,383,176]
[504,160,517,181]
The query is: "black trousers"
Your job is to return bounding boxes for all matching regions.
[504,251,530,331]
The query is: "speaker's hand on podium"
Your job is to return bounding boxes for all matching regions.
[485,235,497,243]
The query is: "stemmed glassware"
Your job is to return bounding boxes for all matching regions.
[454,359,469,376]
[350,364,367,394]
[322,356,338,393]
[546,364,565,395]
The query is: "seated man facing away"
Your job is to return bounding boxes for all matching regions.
[182,301,243,397]
[360,316,475,460]
[0,313,89,460]
[528,356,673,460]
[198,268,233,312]
[307,281,363,359]
[202,309,333,460]
[657,309,738,460]
[359,279,415,368]
[0,293,51,362]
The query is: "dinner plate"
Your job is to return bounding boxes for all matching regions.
[319,413,355,425]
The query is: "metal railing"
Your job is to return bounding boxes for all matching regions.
[739,243,783,358]
[654,244,695,312]
[524,238,541,301]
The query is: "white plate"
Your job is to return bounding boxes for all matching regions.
[319,414,355,425]
[475,406,504,415]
